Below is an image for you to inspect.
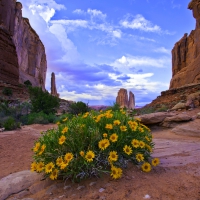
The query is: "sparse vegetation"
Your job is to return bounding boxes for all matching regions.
[24,80,32,87]
[2,87,13,96]
[67,101,90,115]
[29,86,59,115]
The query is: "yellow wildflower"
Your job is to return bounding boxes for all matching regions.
[135,117,141,122]
[45,162,55,174]
[83,112,89,118]
[38,144,46,155]
[152,158,160,166]
[33,142,40,152]
[136,153,144,162]
[56,122,60,125]
[56,157,63,167]
[62,127,68,134]
[108,151,118,162]
[131,139,139,148]
[31,162,37,172]
[141,162,151,172]
[36,162,45,172]
[50,169,59,180]
[120,126,127,132]
[123,145,132,155]
[109,133,118,142]
[62,117,68,122]
[80,151,85,157]
[146,144,152,152]
[59,135,66,145]
[145,136,151,142]
[110,166,122,179]
[105,124,113,130]
[60,160,69,170]
[85,150,95,162]
[139,141,145,148]
[64,153,74,162]
[138,127,144,133]
[103,133,107,138]
[98,139,110,150]
[105,113,113,118]
[113,120,121,126]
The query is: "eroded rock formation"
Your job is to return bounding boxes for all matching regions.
[116,88,135,109]
[0,0,47,90]
[51,72,59,97]
[0,26,19,85]
[128,91,135,109]
[170,0,200,89]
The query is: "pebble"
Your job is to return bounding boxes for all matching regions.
[77,185,85,190]
[89,182,96,186]
[143,194,151,199]
[64,185,71,190]
[99,188,105,193]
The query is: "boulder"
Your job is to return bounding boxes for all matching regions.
[137,112,175,125]
[171,102,186,111]
[172,120,200,137]
[161,113,192,128]
[170,0,200,89]
[0,170,41,200]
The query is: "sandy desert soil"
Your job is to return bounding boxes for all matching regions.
[0,111,200,200]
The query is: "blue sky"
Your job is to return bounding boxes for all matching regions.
[19,0,195,106]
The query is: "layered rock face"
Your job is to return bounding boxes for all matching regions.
[170,0,200,89]
[116,88,135,109]
[0,0,47,90]
[0,26,19,85]
[51,72,59,97]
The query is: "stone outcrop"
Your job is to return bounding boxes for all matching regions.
[51,72,59,97]
[0,26,19,85]
[128,91,135,109]
[170,0,200,89]
[0,0,47,90]
[116,88,135,109]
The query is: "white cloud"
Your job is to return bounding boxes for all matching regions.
[112,30,122,38]
[154,47,171,54]
[112,55,170,73]
[49,24,80,63]
[120,14,161,33]
[87,9,107,19]
[73,9,85,14]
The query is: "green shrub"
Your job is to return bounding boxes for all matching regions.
[24,80,32,86]
[31,109,159,183]
[68,101,90,115]
[29,87,59,114]
[3,117,20,130]
[20,112,57,125]
[106,102,121,112]
[2,87,13,96]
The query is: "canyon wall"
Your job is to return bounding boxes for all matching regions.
[170,0,200,89]
[0,0,47,90]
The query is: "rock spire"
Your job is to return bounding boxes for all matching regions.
[116,88,135,109]
[51,72,59,97]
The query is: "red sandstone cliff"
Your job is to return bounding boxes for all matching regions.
[170,0,200,89]
[0,0,47,90]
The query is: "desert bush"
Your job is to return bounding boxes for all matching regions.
[136,106,157,115]
[20,112,58,125]
[156,104,168,112]
[31,109,159,182]
[67,101,90,115]
[24,80,32,86]
[106,102,121,112]
[3,117,20,130]
[28,86,59,114]
[2,87,13,96]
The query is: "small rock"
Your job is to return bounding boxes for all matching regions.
[143,194,151,199]
[64,185,71,190]
[45,185,57,195]
[77,185,85,190]
[89,182,97,186]
[99,188,105,193]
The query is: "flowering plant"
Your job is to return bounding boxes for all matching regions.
[31,109,159,182]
